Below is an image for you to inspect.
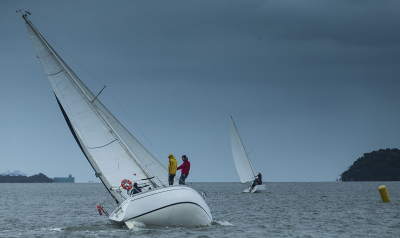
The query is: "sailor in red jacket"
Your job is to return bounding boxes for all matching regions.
[177,155,190,185]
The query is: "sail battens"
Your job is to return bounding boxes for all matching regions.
[87,139,118,149]
[46,69,63,76]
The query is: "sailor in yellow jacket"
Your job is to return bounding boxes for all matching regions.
[168,154,177,185]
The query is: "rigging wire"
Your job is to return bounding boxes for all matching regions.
[240,128,263,175]
[232,116,262,178]
[30,20,166,188]
[26,19,120,202]
[25,15,166,189]
[34,25,164,161]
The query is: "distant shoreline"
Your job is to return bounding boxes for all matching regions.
[341,148,400,181]
[0,173,53,183]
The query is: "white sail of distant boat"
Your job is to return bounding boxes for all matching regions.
[21,13,212,228]
[230,116,266,193]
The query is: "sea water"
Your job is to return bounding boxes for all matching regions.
[1,182,400,237]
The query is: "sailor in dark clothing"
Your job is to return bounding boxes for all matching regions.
[248,177,258,192]
[257,173,262,185]
[251,178,258,189]
[130,182,142,196]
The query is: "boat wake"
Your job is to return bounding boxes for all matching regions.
[124,221,146,230]
[212,220,233,226]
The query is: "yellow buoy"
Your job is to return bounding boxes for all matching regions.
[378,185,390,202]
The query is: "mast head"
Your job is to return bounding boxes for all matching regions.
[17,9,31,19]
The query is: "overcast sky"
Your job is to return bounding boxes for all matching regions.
[1,1,399,182]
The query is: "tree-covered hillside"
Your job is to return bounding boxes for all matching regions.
[0,173,53,183]
[341,148,400,181]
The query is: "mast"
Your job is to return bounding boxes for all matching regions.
[22,14,166,202]
[22,14,116,195]
[230,117,257,182]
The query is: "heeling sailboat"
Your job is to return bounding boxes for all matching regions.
[230,116,266,193]
[22,14,212,228]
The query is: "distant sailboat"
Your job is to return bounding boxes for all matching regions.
[22,14,212,228]
[230,117,266,193]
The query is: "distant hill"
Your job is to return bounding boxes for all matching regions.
[341,148,400,181]
[0,173,53,183]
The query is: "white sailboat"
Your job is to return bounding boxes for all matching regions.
[21,14,212,228]
[230,117,266,193]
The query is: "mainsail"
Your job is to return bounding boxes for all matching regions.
[23,16,168,204]
[230,117,257,183]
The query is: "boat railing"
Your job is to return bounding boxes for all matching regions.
[183,182,209,202]
[110,186,129,202]
[113,183,209,203]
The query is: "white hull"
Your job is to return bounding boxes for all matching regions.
[109,185,212,227]
[257,183,267,191]
[244,183,267,193]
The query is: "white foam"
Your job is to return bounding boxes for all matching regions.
[125,220,146,230]
[50,228,62,232]
[215,220,233,226]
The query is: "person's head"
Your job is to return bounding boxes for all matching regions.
[182,155,187,161]
[134,182,138,187]
[168,154,173,159]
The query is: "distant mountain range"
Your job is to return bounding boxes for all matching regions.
[341,148,400,181]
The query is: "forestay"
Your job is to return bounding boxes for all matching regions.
[24,16,168,203]
[230,117,257,183]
